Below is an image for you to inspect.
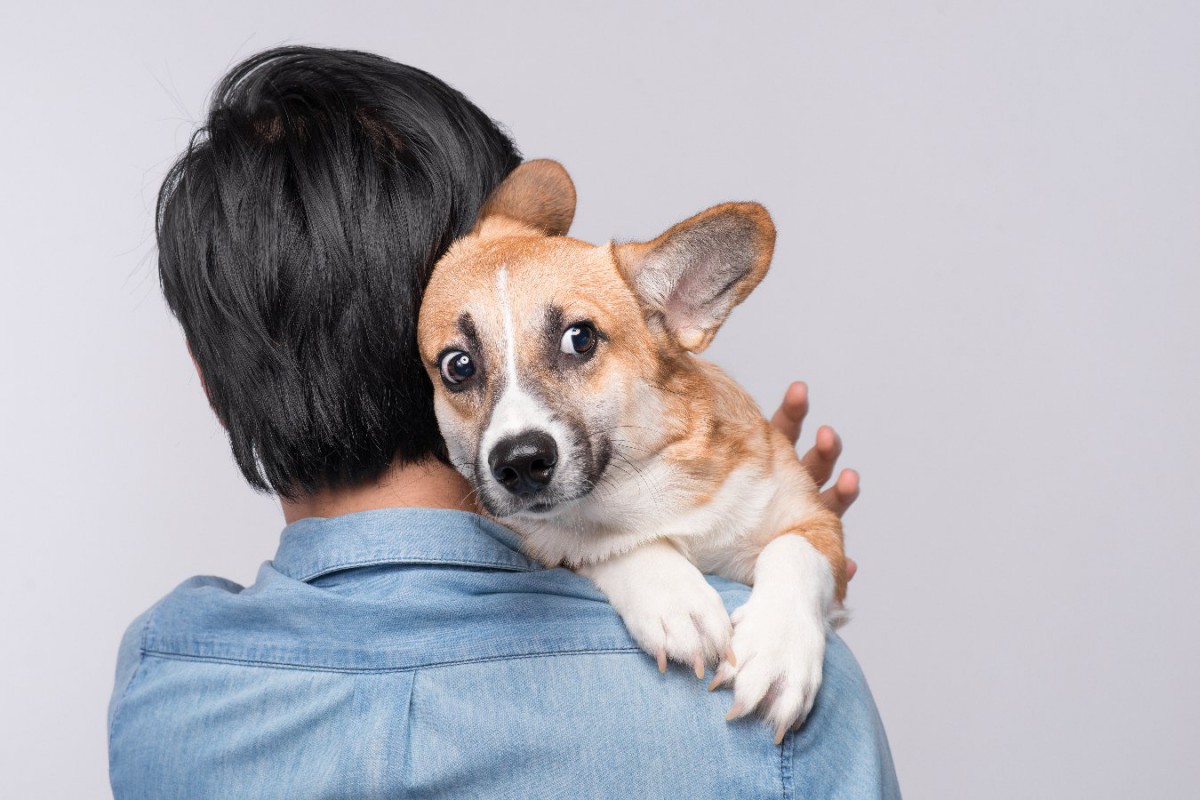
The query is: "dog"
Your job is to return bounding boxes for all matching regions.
[417,160,847,741]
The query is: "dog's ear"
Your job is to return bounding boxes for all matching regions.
[475,159,577,238]
[616,203,775,353]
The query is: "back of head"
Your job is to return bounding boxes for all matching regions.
[157,46,521,497]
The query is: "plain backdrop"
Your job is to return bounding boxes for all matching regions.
[2,1,1197,797]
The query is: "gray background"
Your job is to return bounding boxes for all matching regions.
[2,1,1197,797]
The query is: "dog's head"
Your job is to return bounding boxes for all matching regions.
[417,160,775,519]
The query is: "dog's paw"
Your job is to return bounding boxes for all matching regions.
[717,596,827,742]
[613,569,732,679]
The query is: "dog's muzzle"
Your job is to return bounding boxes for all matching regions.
[488,430,558,496]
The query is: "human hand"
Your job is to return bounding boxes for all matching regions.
[769,381,859,582]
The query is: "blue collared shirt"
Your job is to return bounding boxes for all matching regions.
[109,508,900,798]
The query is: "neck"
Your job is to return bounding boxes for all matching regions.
[281,457,480,524]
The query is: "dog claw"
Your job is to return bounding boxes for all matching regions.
[725,647,737,667]
[693,656,705,680]
[656,649,667,673]
[725,703,745,721]
[774,724,788,746]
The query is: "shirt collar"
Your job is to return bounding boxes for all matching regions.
[272,507,541,582]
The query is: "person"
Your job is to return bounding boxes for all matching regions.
[108,46,900,799]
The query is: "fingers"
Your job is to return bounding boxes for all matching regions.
[822,469,858,581]
[779,386,859,582]
[819,468,859,517]
[773,385,855,503]
[799,425,842,486]
[769,382,809,445]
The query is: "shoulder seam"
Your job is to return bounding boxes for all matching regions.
[298,556,536,582]
[781,728,794,799]
[140,645,643,674]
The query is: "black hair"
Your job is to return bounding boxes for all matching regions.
[157,46,521,496]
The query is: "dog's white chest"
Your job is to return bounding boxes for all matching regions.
[516,455,780,580]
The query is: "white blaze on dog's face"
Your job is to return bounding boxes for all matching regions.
[417,160,775,520]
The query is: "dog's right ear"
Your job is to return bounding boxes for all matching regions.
[474,159,577,238]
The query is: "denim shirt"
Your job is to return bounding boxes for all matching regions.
[108,508,899,799]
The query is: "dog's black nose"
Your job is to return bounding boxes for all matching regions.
[489,432,558,495]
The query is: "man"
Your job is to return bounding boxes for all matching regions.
[109,46,900,798]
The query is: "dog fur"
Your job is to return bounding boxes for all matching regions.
[417,160,847,740]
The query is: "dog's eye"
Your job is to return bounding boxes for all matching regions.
[439,351,476,385]
[560,323,596,356]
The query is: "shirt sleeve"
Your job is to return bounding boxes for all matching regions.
[108,608,153,742]
[788,634,902,798]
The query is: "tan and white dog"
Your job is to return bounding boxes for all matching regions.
[417,160,847,740]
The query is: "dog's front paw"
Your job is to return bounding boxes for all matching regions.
[719,596,827,742]
[612,569,732,679]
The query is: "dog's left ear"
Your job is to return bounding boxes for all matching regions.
[616,202,775,353]
[475,159,577,238]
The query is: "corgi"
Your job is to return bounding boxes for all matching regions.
[417,160,847,741]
